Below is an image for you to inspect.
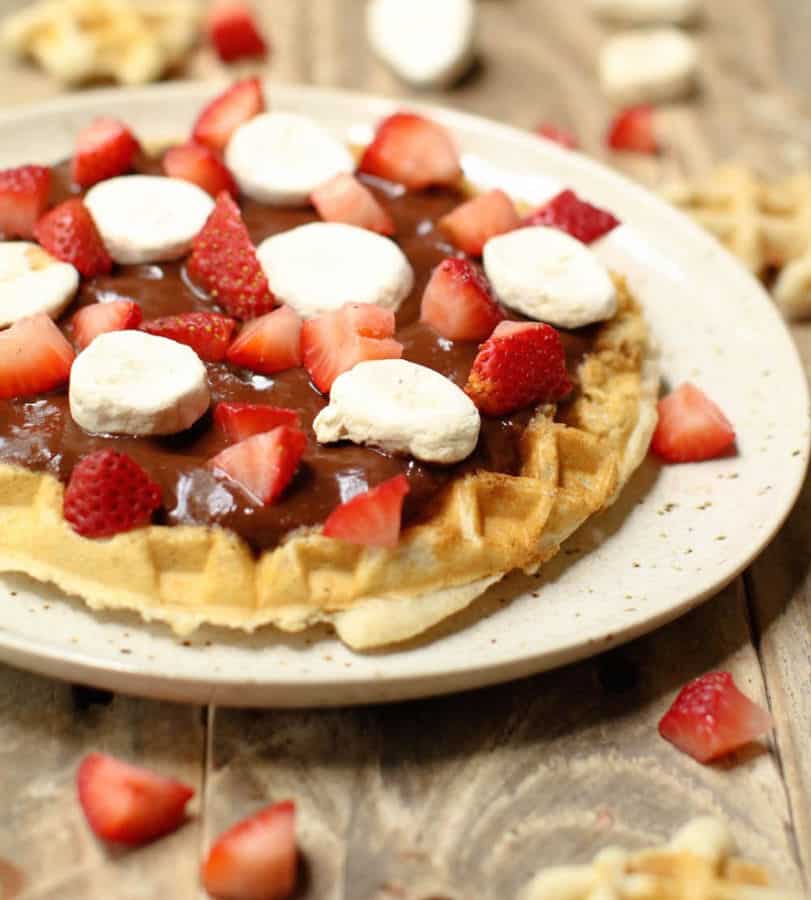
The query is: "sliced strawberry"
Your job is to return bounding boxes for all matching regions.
[226,304,302,374]
[77,752,194,846]
[465,320,572,416]
[215,403,300,443]
[438,189,520,257]
[210,426,306,504]
[64,450,162,538]
[522,189,620,244]
[187,191,276,320]
[658,672,773,763]
[651,383,736,463]
[192,78,266,152]
[0,314,75,400]
[310,173,395,236]
[71,117,139,188]
[141,311,237,362]
[72,301,143,351]
[358,113,461,191]
[201,801,297,900]
[535,122,579,150]
[301,303,403,394]
[34,198,113,278]
[206,0,268,63]
[0,165,51,239]
[606,105,658,154]
[323,475,410,548]
[163,142,237,198]
[420,258,504,341]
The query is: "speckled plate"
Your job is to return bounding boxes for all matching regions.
[0,82,808,707]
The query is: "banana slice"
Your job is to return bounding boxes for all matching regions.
[0,243,79,329]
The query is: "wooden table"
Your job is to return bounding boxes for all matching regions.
[0,1,809,897]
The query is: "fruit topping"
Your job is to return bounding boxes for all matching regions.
[420,258,504,341]
[34,198,113,277]
[225,304,303,374]
[0,164,51,239]
[522,189,620,244]
[72,300,143,351]
[651,382,736,463]
[0,313,75,399]
[206,0,268,64]
[192,77,266,152]
[214,403,301,443]
[438,189,520,257]
[71,117,140,188]
[606,104,658,154]
[323,474,410,548]
[163,142,238,198]
[310,173,395,236]
[535,122,579,149]
[141,311,237,362]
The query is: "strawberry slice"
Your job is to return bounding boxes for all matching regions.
[77,752,194,846]
[225,304,302,374]
[438,189,520,257]
[206,0,268,63]
[201,801,297,900]
[0,314,75,400]
[141,311,237,362]
[34,198,113,278]
[163,142,237,198]
[358,112,461,191]
[64,450,163,537]
[72,301,143,351]
[71,117,140,188]
[464,320,572,416]
[310,173,395,236]
[0,164,51,239]
[187,191,276,320]
[606,105,658,154]
[658,672,773,763]
[651,383,736,463]
[420,258,504,341]
[215,403,300,443]
[535,122,579,150]
[522,189,620,244]
[210,426,306,504]
[323,474,410,548]
[301,303,403,394]
[192,78,266,153]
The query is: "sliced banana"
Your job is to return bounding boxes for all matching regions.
[0,243,79,329]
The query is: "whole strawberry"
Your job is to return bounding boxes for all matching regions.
[34,199,113,278]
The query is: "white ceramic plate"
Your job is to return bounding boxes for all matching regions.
[0,82,808,707]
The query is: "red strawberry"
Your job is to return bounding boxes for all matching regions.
[206,0,268,63]
[651,383,736,463]
[187,191,276,320]
[0,164,51,239]
[77,752,194,846]
[192,78,266,152]
[209,426,306,504]
[438,189,520,257]
[606,105,658,154]
[301,303,403,394]
[323,474,410,548]
[215,403,300,443]
[64,450,162,538]
[420,258,504,341]
[358,113,461,191]
[226,304,302,374]
[163,142,237,198]
[535,122,579,150]
[523,189,620,244]
[464,320,572,416]
[201,801,297,900]
[34,198,113,277]
[658,672,773,763]
[310,173,395,236]
[141,311,237,362]
[72,300,143,351]
[0,314,75,400]
[71,117,139,188]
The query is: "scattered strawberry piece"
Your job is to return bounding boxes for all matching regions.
[358,112,461,191]
[187,191,276,320]
[464,320,572,416]
[651,383,736,463]
[535,122,579,150]
[141,311,237,362]
[163,142,237,198]
[0,165,51,239]
[420,258,504,341]
[522,189,620,244]
[71,117,139,188]
[310,173,395,236]
[201,801,297,900]
[63,450,162,538]
[301,303,403,394]
[210,426,306,504]
[226,304,302,374]
[214,403,300,443]
[323,474,410,548]
[77,752,194,846]
[206,0,268,63]
[438,189,520,257]
[658,671,773,763]
[34,198,113,277]
[606,105,658,154]
[192,77,266,152]
[0,314,75,400]
[72,301,143,351]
